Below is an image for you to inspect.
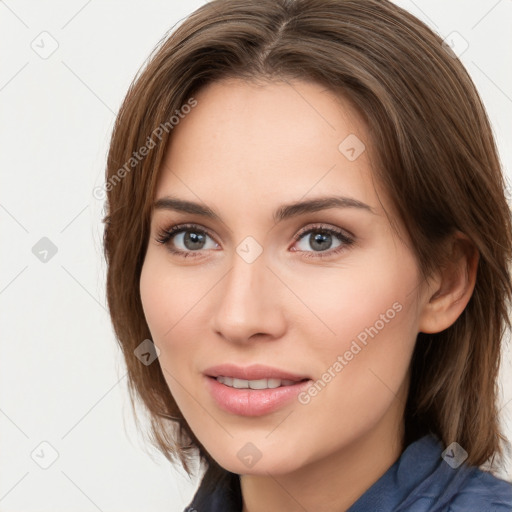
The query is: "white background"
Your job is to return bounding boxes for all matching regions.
[1,1,511,511]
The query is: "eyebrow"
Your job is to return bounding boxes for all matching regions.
[153,195,376,223]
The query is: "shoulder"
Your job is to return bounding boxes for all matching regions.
[391,434,512,512]
[445,467,512,512]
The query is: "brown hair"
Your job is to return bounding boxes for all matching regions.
[102,0,512,486]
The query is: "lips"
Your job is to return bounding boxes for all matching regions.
[204,363,310,382]
[203,363,312,416]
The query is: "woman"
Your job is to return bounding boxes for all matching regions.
[102,0,512,510]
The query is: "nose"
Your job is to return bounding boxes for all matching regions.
[210,247,287,345]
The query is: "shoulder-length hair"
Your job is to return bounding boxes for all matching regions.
[102,0,512,484]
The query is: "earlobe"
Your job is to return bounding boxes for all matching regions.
[418,232,479,334]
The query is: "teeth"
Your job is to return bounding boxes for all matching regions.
[233,378,249,389]
[216,376,297,389]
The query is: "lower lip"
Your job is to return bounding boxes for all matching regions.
[205,376,312,416]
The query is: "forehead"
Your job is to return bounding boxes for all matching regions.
[155,78,381,218]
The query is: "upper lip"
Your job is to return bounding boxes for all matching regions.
[204,363,310,382]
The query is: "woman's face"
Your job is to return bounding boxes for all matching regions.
[140,78,431,475]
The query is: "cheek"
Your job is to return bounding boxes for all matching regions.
[139,255,207,382]
[285,244,420,355]
[139,258,173,338]
[140,254,203,343]
[291,241,421,407]
[140,258,200,410]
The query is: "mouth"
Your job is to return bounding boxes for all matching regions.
[204,363,310,382]
[212,376,308,389]
[203,363,313,416]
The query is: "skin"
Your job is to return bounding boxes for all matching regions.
[139,78,478,512]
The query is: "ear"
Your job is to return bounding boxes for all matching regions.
[418,232,479,334]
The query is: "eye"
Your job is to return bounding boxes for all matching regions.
[155,222,355,260]
[155,223,219,258]
[291,224,355,259]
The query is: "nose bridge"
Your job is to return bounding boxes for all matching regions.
[212,240,285,342]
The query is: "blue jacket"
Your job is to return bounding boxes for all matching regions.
[184,433,512,511]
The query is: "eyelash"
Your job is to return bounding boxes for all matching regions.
[155,222,355,260]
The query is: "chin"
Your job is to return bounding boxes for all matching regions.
[207,445,309,476]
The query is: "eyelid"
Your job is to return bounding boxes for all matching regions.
[155,221,354,242]
[155,221,356,259]
[293,222,355,242]
[155,222,220,246]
